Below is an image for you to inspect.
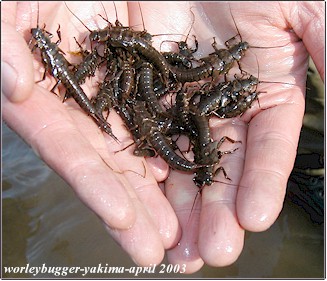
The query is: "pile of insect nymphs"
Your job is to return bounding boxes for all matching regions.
[29,3,265,189]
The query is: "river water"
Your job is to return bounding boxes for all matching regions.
[2,121,324,278]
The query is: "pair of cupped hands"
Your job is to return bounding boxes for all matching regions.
[2,1,324,274]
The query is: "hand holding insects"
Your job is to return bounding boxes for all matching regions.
[2,1,180,268]
[127,1,323,273]
[2,1,324,275]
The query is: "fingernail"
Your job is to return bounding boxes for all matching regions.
[2,61,17,102]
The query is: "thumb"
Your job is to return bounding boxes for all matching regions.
[1,22,35,103]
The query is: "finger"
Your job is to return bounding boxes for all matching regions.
[2,84,136,230]
[199,186,245,267]
[2,2,17,26]
[60,0,178,250]
[99,112,181,249]
[145,156,170,183]
[165,171,204,274]
[197,118,246,266]
[237,89,305,231]
[65,0,171,183]
[105,200,165,267]
[280,1,325,81]
[1,22,35,102]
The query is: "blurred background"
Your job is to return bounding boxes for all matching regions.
[2,58,324,278]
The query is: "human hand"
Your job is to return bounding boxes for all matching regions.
[2,1,181,267]
[127,1,323,273]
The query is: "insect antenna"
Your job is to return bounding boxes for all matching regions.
[186,6,196,42]
[252,53,296,87]
[259,80,296,86]
[250,42,292,49]
[185,188,201,228]
[64,2,93,33]
[159,35,189,52]
[122,161,147,179]
[158,6,197,53]
[252,53,262,108]
[114,141,137,154]
[96,1,114,29]
[100,1,109,24]
[228,3,291,49]
[98,150,146,178]
[98,1,126,28]
[138,2,147,32]
[225,3,243,47]
[185,176,243,233]
[36,1,40,28]
[112,1,122,27]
